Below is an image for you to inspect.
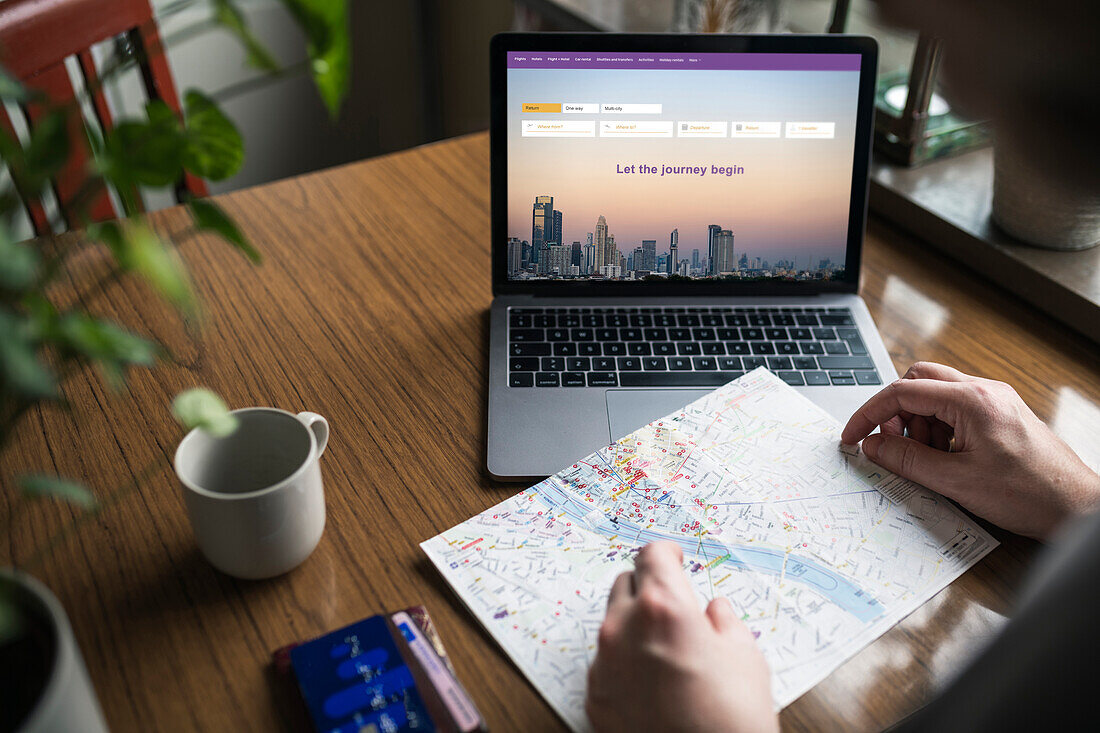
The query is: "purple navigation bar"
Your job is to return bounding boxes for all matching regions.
[507,52,860,72]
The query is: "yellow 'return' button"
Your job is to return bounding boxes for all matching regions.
[522,103,562,113]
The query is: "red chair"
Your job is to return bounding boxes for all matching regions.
[0,0,207,236]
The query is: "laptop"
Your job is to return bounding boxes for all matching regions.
[486,32,892,480]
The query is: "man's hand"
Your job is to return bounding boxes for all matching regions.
[842,362,1100,540]
[585,542,778,733]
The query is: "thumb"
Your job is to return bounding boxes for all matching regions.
[861,433,955,490]
[705,596,741,634]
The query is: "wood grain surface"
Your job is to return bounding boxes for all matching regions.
[2,132,1098,732]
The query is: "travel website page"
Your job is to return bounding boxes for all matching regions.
[505,52,861,283]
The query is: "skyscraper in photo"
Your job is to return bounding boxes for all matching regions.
[707,224,722,276]
[583,242,595,273]
[594,215,609,267]
[641,239,656,271]
[553,210,563,250]
[531,195,554,264]
[713,229,735,274]
[571,241,582,267]
[507,237,522,274]
[668,229,678,274]
[692,248,700,271]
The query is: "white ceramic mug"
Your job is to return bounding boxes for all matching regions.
[174,408,329,579]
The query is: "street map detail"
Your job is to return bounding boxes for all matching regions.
[422,368,998,731]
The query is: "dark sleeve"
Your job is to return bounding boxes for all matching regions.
[893,509,1100,732]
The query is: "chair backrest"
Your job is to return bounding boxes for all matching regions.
[0,0,207,236]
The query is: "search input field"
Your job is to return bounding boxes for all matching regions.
[677,121,728,138]
[600,120,673,138]
[521,120,595,137]
[786,122,836,139]
[731,121,782,138]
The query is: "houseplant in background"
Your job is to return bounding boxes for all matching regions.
[0,1,349,730]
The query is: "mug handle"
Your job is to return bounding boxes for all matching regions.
[297,411,329,457]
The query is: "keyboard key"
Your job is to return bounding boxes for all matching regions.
[813,327,837,340]
[654,314,676,327]
[587,372,618,387]
[553,343,577,356]
[653,342,676,355]
[766,356,792,370]
[627,342,652,356]
[726,342,750,355]
[619,372,738,387]
[643,357,667,370]
[535,372,560,387]
[644,328,668,341]
[669,357,692,370]
[677,315,701,326]
[533,315,554,328]
[692,328,716,341]
[804,370,829,386]
[800,341,824,355]
[620,328,642,341]
[701,342,725,355]
[749,314,771,326]
[819,314,854,325]
[829,370,856,385]
[509,373,533,387]
[776,342,799,355]
[677,342,702,355]
[741,327,764,341]
[593,357,615,371]
[596,328,617,341]
[773,314,795,326]
[510,329,543,342]
[751,342,775,355]
[724,314,748,326]
[567,357,591,371]
[718,356,742,370]
[582,314,603,327]
[796,314,820,326]
[765,328,788,340]
[693,357,717,370]
[793,356,817,370]
[547,328,569,341]
[617,357,642,371]
[668,328,692,341]
[571,328,594,341]
[817,356,875,370]
[778,371,805,386]
[561,372,586,387]
[510,314,532,328]
[511,342,550,356]
[510,357,539,371]
[630,315,653,327]
[716,328,738,340]
[607,315,629,327]
[701,315,724,326]
[559,314,580,328]
[603,342,626,356]
[789,328,812,340]
[855,370,882,385]
[541,357,565,371]
[579,343,601,356]
[823,341,850,355]
[743,356,766,370]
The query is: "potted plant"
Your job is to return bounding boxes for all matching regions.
[0,1,349,729]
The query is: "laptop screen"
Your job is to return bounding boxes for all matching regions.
[504,50,864,286]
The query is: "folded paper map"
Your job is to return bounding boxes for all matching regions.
[423,368,997,730]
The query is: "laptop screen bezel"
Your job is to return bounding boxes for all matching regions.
[490,32,878,297]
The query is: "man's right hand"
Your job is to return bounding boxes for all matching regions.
[841,362,1100,540]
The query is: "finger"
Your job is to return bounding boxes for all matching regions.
[907,415,932,446]
[860,433,957,489]
[841,379,969,444]
[903,362,975,382]
[881,415,906,437]
[705,596,741,634]
[633,541,691,597]
[605,571,634,623]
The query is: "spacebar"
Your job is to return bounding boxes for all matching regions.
[619,372,739,387]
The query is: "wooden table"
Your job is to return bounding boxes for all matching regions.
[3,132,1099,732]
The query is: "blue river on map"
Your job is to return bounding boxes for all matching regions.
[533,478,885,623]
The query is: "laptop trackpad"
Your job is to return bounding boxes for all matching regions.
[605,389,712,441]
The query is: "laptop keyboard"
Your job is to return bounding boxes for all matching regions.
[507,306,881,388]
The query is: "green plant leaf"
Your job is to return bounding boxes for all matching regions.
[101,101,186,188]
[1,110,70,196]
[19,474,97,509]
[90,220,196,315]
[182,90,243,181]
[172,388,238,437]
[213,0,280,71]
[0,223,40,291]
[0,65,27,102]
[0,309,57,399]
[277,0,350,118]
[56,313,159,387]
[188,198,260,263]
